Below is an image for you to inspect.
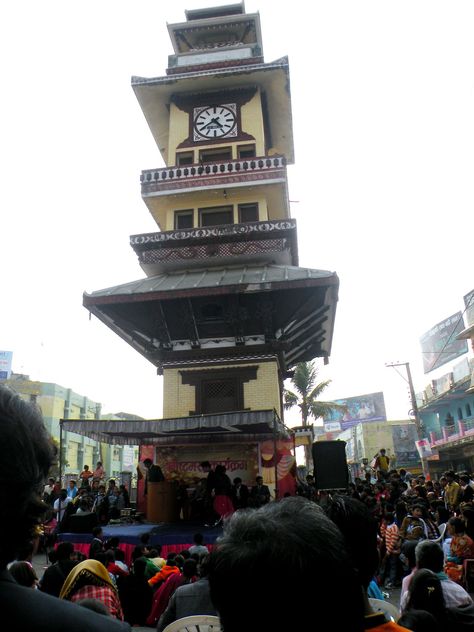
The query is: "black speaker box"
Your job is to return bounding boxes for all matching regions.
[67,512,99,534]
[312,441,349,490]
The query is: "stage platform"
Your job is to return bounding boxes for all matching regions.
[56,521,222,564]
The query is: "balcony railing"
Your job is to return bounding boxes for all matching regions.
[141,156,287,191]
[428,416,474,446]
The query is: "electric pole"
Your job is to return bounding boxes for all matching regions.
[386,361,430,478]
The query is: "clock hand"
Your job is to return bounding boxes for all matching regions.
[201,117,224,129]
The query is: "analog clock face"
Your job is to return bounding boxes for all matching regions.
[193,104,237,140]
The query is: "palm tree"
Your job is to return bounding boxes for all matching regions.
[283,361,347,468]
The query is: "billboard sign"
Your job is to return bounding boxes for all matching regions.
[464,289,474,327]
[322,391,387,430]
[391,424,419,466]
[420,312,468,374]
[0,351,12,380]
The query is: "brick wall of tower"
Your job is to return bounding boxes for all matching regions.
[162,359,281,418]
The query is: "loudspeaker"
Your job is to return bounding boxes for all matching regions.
[67,512,99,534]
[312,441,349,490]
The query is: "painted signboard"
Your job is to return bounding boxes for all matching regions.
[322,391,387,430]
[420,312,468,373]
[0,350,13,380]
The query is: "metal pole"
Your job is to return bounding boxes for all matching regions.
[59,420,63,488]
[386,362,430,478]
[405,362,430,479]
[273,410,279,500]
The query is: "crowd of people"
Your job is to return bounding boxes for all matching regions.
[2,383,474,631]
[41,466,132,532]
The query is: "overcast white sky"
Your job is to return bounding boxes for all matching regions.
[1,1,473,425]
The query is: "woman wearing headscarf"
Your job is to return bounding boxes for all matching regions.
[60,559,124,620]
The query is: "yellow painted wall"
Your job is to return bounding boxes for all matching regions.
[164,193,268,230]
[163,369,196,418]
[168,103,189,165]
[167,92,265,166]
[241,90,265,155]
[163,360,281,418]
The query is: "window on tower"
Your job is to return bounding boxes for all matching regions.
[238,203,259,223]
[237,144,256,159]
[201,379,241,414]
[199,205,233,227]
[199,147,232,163]
[176,151,194,165]
[180,366,258,415]
[174,210,194,229]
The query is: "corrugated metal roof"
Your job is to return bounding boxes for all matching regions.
[61,409,291,445]
[84,264,336,301]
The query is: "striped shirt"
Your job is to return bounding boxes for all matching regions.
[385,523,400,554]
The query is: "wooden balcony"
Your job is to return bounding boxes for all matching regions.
[140,156,287,197]
[130,218,298,276]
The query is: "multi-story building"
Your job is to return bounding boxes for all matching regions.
[2,373,138,481]
[82,3,340,495]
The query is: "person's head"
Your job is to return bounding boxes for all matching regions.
[200,461,211,472]
[48,476,55,485]
[132,544,147,562]
[403,540,419,571]
[92,526,103,539]
[410,504,424,518]
[448,516,466,536]
[208,496,365,632]
[215,464,226,475]
[83,465,90,471]
[0,386,56,569]
[107,536,120,550]
[166,552,177,566]
[59,489,68,500]
[193,532,204,545]
[445,470,456,482]
[96,461,102,468]
[132,556,147,577]
[405,569,446,620]
[182,558,197,580]
[60,559,117,600]
[435,504,450,524]
[380,448,386,455]
[233,477,242,486]
[415,540,444,573]
[8,561,38,588]
[69,480,76,488]
[255,476,263,485]
[324,495,379,590]
[55,541,75,561]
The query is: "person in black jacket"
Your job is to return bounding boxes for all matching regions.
[0,385,130,632]
[39,541,77,597]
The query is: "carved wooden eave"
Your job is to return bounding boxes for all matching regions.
[83,264,339,374]
[131,57,294,164]
[130,218,298,275]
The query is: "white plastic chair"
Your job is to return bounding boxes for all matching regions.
[369,597,400,622]
[162,615,222,632]
[431,522,447,543]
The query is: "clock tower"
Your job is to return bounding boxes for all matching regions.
[83,3,339,494]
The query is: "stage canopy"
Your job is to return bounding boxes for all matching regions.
[60,408,292,447]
